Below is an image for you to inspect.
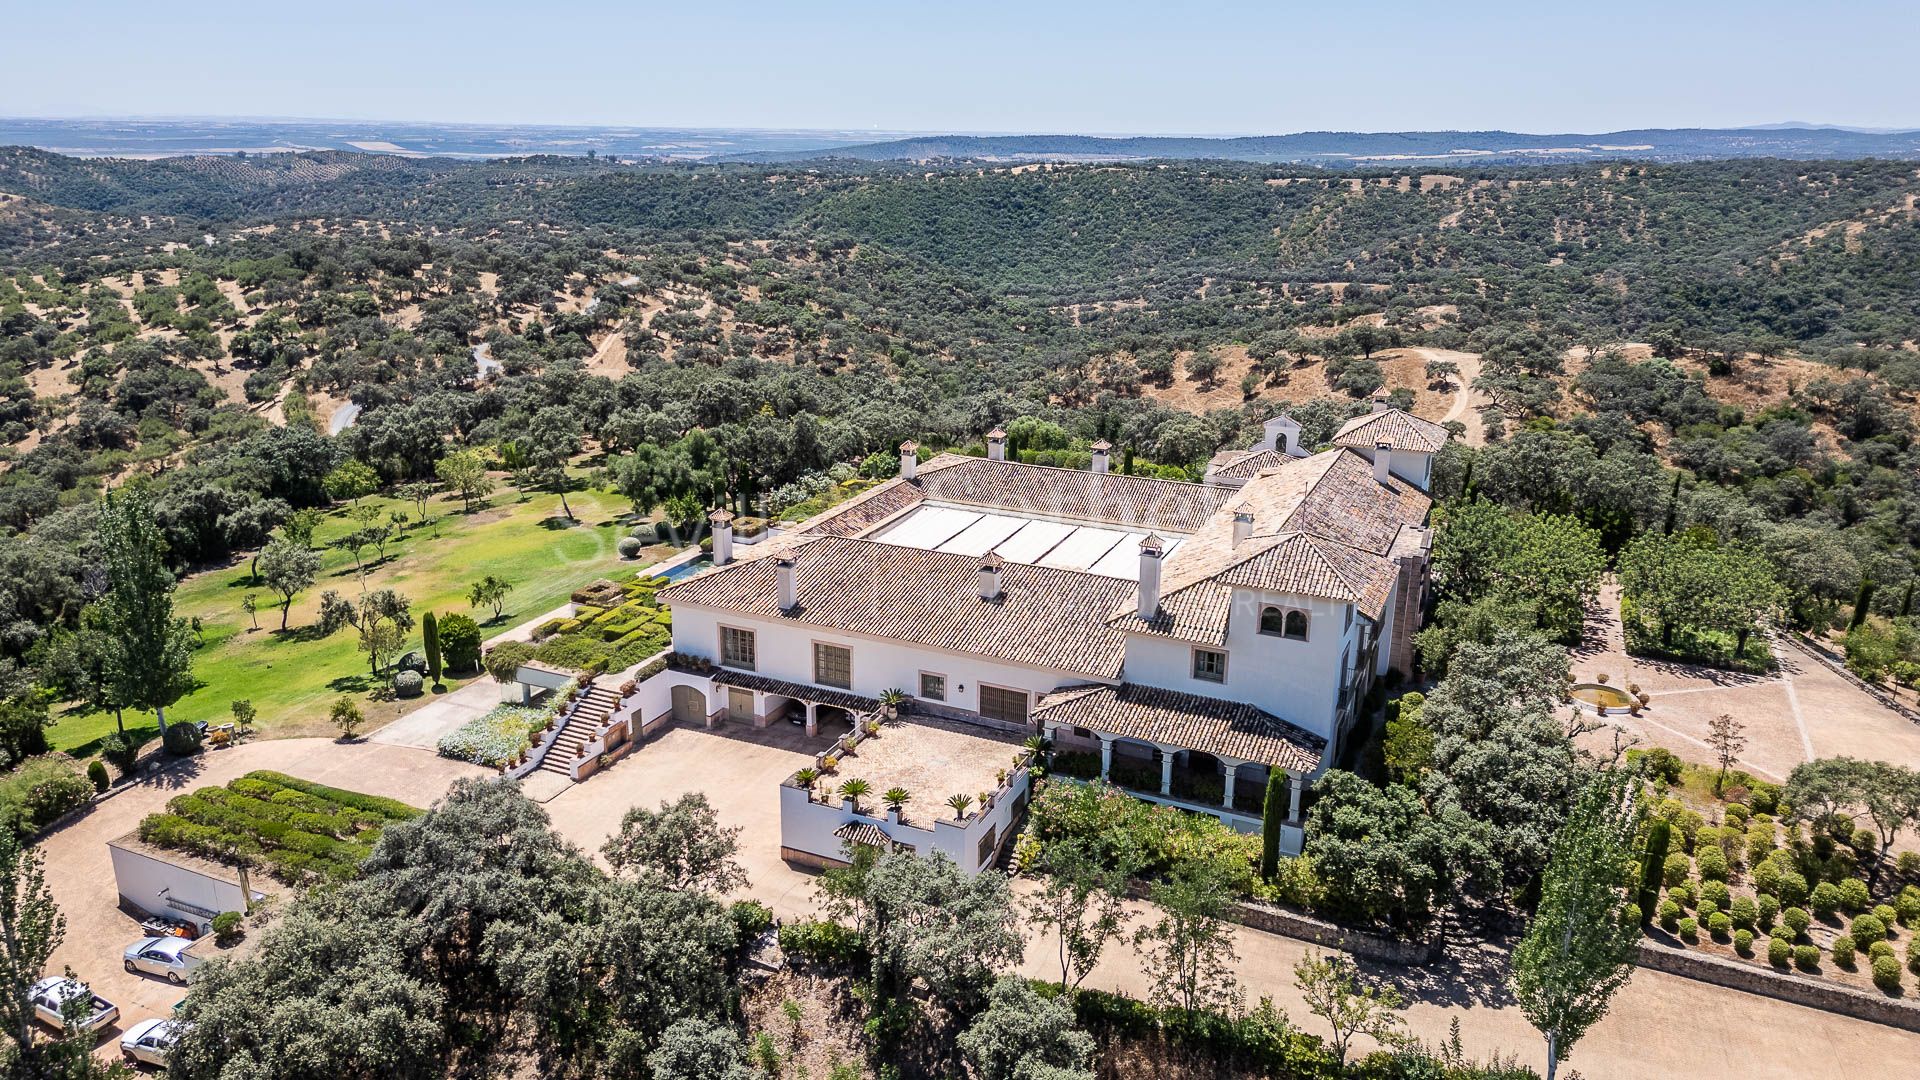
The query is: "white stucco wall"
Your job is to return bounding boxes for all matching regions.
[109,844,263,929]
[779,766,1030,875]
[1120,589,1359,745]
[670,604,1100,717]
[1348,445,1433,491]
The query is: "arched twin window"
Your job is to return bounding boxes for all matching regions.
[1260,606,1310,640]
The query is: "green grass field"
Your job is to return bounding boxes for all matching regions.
[49,481,662,755]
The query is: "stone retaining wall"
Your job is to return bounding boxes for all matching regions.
[1635,941,1920,1032]
[1118,879,1434,965]
[1787,633,1920,726]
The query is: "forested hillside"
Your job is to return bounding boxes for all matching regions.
[2,147,1918,704]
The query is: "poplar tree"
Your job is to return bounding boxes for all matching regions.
[98,490,195,737]
[1510,769,1642,1080]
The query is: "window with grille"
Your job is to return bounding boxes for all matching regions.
[919,672,946,701]
[720,626,756,670]
[1192,648,1228,683]
[979,685,1028,723]
[813,642,852,689]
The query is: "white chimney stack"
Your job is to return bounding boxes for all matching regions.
[1232,510,1254,549]
[710,509,735,566]
[1090,440,1111,475]
[1374,440,1393,484]
[1137,534,1165,619]
[776,554,798,612]
[1371,389,1391,414]
[978,551,1004,601]
[986,428,1007,462]
[899,441,919,480]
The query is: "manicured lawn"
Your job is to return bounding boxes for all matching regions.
[49,481,654,755]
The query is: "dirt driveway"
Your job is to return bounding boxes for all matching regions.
[32,739,487,1052]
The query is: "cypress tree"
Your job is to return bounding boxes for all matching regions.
[1636,819,1670,922]
[1259,771,1287,882]
[1850,578,1876,630]
[422,611,443,689]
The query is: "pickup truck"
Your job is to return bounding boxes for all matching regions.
[29,976,119,1033]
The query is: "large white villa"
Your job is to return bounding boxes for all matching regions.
[654,400,1444,870]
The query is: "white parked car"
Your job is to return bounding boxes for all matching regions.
[120,1018,182,1068]
[28,976,119,1032]
[123,936,201,984]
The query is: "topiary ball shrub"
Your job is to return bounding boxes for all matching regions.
[162,723,203,756]
[1662,852,1691,889]
[617,536,643,559]
[1734,929,1755,957]
[1793,944,1820,972]
[1907,935,1920,976]
[1768,935,1791,968]
[1752,859,1781,896]
[1707,912,1732,940]
[1873,955,1904,994]
[1838,877,1871,913]
[1831,935,1857,968]
[210,911,243,946]
[86,759,109,794]
[1777,870,1810,908]
[1729,895,1757,931]
[1870,940,1895,962]
[1900,851,1920,880]
[1898,889,1920,927]
[1725,802,1751,826]
[1669,883,1694,909]
[629,523,656,543]
[1757,893,1780,929]
[1700,880,1731,910]
[398,650,427,673]
[1695,846,1730,882]
[1697,899,1719,921]
[1678,917,1699,944]
[393,670,425,698]
[1850,913,1887,944]
[1783,907,1811,939]
[1810,882,1842,919]
[1874,903,1900,928]
[1658,899,1682,931]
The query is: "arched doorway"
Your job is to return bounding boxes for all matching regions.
[670,684,706,725]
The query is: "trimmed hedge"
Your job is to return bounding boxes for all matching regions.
[0,754,93,837]
[136,771,418,885]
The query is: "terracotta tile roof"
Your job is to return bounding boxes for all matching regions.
[710,669,880,713]
[1208,448,1289,480]
[912,456,1236,534]
[1111,449,1429,637]
[834,821,895,849]
[1331,408,1449,453]
[1033,683,1324,772]
[660,534,1134,678]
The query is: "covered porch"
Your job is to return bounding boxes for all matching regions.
[1033,683,1324,853]
[710,668,871,742]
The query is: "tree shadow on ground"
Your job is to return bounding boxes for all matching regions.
[1367,904,1522,1010]
[538,515,580,530]
[327,672,382,694]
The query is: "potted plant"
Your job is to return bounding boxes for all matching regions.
[821,755,839,773]
[946,793,973,819]
[883,787,911,817]
[878,688,907,719]
[794,767,818,792]
[839,778,872,814]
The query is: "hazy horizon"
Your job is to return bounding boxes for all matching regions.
[5,1,1917,134]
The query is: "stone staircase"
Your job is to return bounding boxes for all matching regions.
[537,683,624,778]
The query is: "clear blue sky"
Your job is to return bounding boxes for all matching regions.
[3,0,1914,134]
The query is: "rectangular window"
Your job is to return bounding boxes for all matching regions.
[918,672,947,701]
[720,626,756,671]
[979,684,1028,724]
[1192,648,1228,683]
[813,642,852,689]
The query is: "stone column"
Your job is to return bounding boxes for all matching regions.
[804,702,818,738]
[1221,764,1238,809]
[1288,773,1305,820]
[1159,748,1174,796]
[1098,736,1113,780]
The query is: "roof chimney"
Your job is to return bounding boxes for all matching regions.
[899,441,919,481]
[978,551,1004,601]
[1090,440,1111,475]
[1137,534,1165,619]
[710,509,735,566]
[1232,510,1254,549]
[986,428,1007,462]
[1374,440,1393,484]
[1371,389,1391,414]
[776,554,798,612]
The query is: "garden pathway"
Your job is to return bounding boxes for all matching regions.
[364,600,576,751]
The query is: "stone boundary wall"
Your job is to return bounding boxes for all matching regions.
[1635,941,1920,1032]
[1786,632,1920,726]
[1118,879,1434,965]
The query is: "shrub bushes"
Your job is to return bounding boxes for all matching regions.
[1908,935,1920,976]
[777,919,864,967]
[1900,851,1920,879]
[1869,940,1895,962]
[1831,935,1857,968]
[1899,888,1920,927]
[1707,912,1732,940]
[1874,903,1899,927]
[1783,907,1811,939]
[437,703,551,768]
[1677,917,1699,943]
[1850,913,1887,944]
[1669,883,1693,909]
[210,911,242,946]
[1662,851,1691,888]
[1793,945,1820,972]
[617,536,643,558]
[1757,893,1780,929]
[438,612,484,671]
[1695,845,1729,883]
[1810,881,1842,919]
[0,755,94,837]
[729,899,774,941]
[86,760,109,794]
[393,669,424,698]
[1699,879,1731,910]
[162,723,203,755]
[1838,877,1871,913]
[1729,895,1757,931]
[1734,929,1755,957]
[1657,899,1682,931]
[1768,935,1791,967]
[1776,869,1810,908]
[1697,899,1719,921]
[135,771,417,884]
[1874,955,1904,993]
